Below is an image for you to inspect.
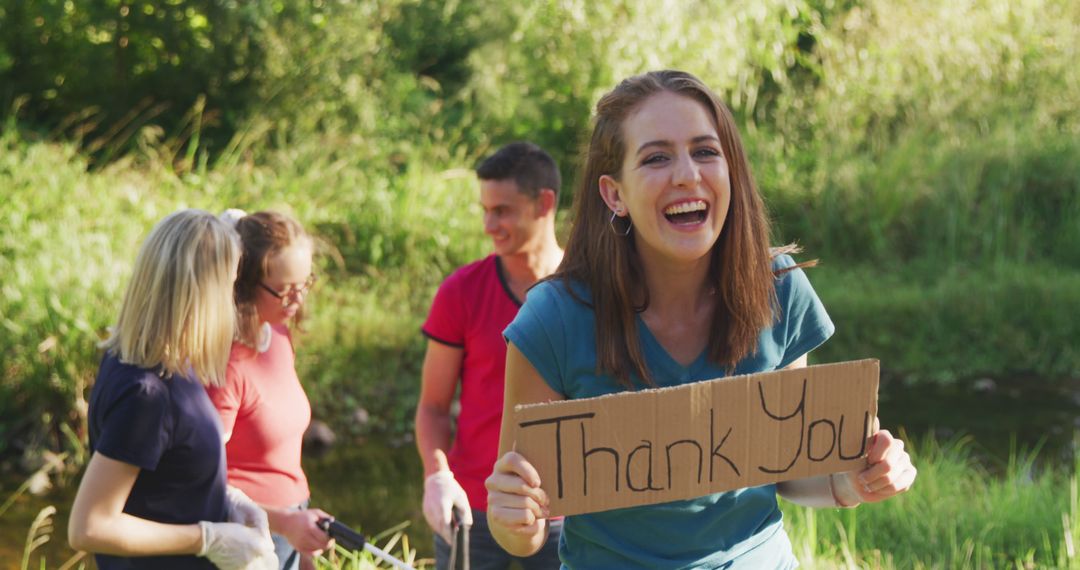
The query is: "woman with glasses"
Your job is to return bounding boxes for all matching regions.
[69,209,276,569]
[209,210,333,570]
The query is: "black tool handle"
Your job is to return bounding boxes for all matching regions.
[450,507,471,570]
[317,518,367,551]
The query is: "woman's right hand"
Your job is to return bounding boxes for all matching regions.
[198,520,277,569]
[487,344,564,556]
[485,451,550,536]
[280,508,334,555]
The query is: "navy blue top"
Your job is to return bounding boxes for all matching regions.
[88,352,227,569]
[504,254,834,569]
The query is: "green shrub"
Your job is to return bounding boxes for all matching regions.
[2,0,1080,471]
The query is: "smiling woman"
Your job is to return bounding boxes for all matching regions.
[599,91,732,285]
[484,70,917,569]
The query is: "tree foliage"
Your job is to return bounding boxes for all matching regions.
[0,0,271,159]
[2,0,1079,472]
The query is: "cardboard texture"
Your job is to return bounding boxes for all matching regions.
[510,359,879,517]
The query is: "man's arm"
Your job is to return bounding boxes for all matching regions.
[415,339,475,539]
[415,339,464,476]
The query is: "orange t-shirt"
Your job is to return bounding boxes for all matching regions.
[206,324,311,507]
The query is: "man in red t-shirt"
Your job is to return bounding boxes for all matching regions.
[416,142,564,570]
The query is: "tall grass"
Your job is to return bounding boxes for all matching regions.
[762,123,1080,269]
[755,0,1080,269]
[16,505,85,570]
[3,0,1079,478]
[0,124,488,458]
[809,262,1080,382]
[784,433,1080,568]
[11,433,1080,568]
[313,521,427,570]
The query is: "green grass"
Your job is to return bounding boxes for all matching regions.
[13,434,1080,569]
[0,125,489,458]
[3,120,1079,468]
[4,0,1079,460]
[3,0,1079,566]
[783,433,1080,569]
[313,521,427,570]
[810,263,1080,383]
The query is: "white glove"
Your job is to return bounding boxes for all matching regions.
[238,551,279,570]
[198,521,276,570]
[423,470,473,542]
[225,486,271,538]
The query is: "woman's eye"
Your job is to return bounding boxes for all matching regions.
[694,147,722,159]
[641,154,668,166]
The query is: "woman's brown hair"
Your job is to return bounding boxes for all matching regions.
[233,211,312,347]
[555,70,784,388]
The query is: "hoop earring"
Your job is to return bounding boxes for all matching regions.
[609,210,632,237]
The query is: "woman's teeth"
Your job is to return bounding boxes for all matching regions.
[664,200,708,224]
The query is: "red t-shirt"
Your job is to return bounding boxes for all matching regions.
[422,254,521,510]
[206,324,311,507]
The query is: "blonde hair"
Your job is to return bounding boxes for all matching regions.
[101,209,240,387]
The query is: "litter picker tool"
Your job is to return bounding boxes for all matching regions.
[447,507,471,570]
[317,518,417,570]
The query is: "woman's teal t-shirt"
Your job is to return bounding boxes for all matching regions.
[503,254,835,569]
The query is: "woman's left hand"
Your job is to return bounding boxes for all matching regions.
[224,487,271,537]
[834,428,917,506]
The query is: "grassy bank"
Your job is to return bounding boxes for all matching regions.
[3,128,1078,447]
[811,263,1080,383]
[3,120,1080,463]
[3,1,1079,567]
[10,434,1080,568]
[784,434,1080,569]
[3,0,1079,508]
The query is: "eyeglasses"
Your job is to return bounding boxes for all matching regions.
[258,274,317,306]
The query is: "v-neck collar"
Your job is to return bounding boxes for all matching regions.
[494,256,524,307]
[634,313,709,384]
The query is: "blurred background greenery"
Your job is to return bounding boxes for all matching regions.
[2,0,1080,567]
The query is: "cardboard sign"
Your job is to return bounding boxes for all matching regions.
[509,359,879,517]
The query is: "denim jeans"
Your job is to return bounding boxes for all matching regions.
[434,509,562,570]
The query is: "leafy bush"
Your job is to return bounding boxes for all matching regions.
[0,0,273,159]
[2,0,1079,473]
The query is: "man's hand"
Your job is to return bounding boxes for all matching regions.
[423,469,473,542]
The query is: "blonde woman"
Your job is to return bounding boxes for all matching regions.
[69,209,277,570]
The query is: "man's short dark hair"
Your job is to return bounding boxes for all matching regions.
[476,142,560,202]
